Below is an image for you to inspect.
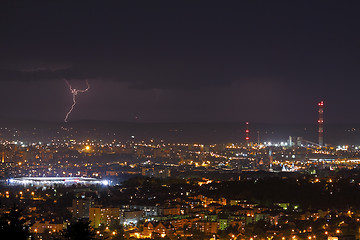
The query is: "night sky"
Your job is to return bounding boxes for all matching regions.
[1,1,360,123]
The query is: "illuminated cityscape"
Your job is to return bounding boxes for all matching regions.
[0,117,359,239]
[1,1,360,240]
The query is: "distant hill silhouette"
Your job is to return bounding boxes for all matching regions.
[0,119,358,145]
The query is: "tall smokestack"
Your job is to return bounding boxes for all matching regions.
[245,122,250,146]
[318,101,324,146]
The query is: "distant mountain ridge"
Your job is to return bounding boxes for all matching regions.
[0,119,358,145]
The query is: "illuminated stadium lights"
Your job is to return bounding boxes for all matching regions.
[8,177,109,186]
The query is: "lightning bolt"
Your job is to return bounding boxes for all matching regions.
[64,79,90,122]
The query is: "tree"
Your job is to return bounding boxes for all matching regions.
[0,205,31,240]
[58,219,99,240]
[244,220,270,239]
[109,223,125,240]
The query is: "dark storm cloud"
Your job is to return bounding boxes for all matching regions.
[1,1,360,122]
[1,1,359,91]
[0,68,85,82]
[0,62,234,90]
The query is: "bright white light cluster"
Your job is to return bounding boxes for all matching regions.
[8,177,109,186]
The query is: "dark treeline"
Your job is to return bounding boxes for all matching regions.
[119,175,360,211]
[206,177,359,210]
